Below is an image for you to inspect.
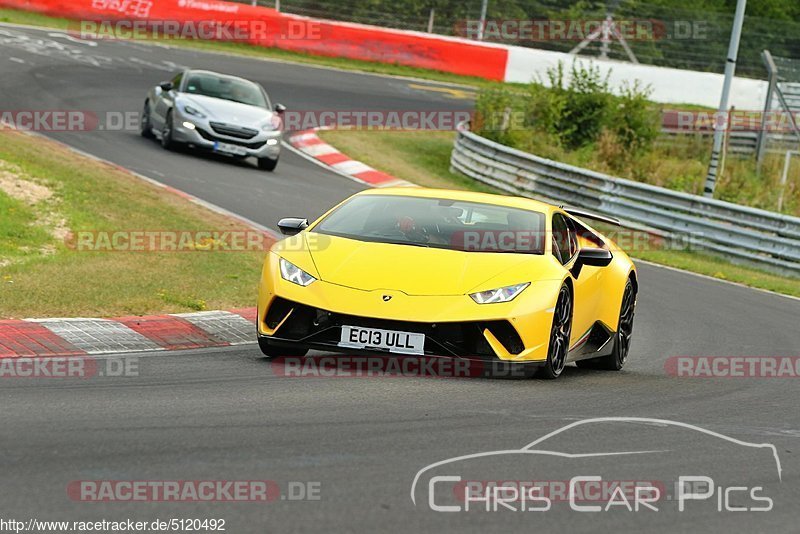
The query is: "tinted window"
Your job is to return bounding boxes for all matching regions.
[313,195,546,254]
[552,213,577,264]
[183,73,267,108]
[171,71,183,88]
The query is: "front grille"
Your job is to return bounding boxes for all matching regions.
[265,298,524,358]
[195,127,267,150]
[209,121,258,139]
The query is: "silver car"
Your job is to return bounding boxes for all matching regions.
[141,69,285,171]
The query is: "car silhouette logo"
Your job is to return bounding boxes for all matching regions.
[382,295,392,302]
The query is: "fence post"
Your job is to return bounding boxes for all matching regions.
[757,50,778,172]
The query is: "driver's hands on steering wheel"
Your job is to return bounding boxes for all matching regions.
[396,216,429,243]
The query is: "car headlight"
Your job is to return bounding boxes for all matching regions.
[279,258,316,287]
[469,282,530,304]
[182,105,206,118]
[262,116,282,131]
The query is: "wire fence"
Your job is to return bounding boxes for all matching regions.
[230,0,800,79]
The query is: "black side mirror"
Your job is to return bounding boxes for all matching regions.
[571,247,612,278]
[278,217,308,236]
[159,81,173,92]
[273,103,286,114]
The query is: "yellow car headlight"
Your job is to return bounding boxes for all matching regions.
[279,258,316,287]
[469,282,530,304]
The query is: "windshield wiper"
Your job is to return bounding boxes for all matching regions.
[379,240,431,248]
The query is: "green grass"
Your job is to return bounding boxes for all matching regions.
[0,190,50,260]
[0,8,499,90]
[318,129,800,297]
[0,129,265,318]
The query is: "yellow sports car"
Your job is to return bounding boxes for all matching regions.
[257,188,637,379]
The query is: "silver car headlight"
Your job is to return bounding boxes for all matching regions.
[279,258,316,287]
[262,115,282,131]
[469,282,530,304]
[182,105,206,118]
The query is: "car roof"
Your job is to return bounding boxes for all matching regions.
[354,187,557,215]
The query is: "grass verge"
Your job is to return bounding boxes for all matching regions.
[0,129,266,318]
[319,129,800,298]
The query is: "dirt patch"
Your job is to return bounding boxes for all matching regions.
[0,159,71,251]
[0,160,53,205]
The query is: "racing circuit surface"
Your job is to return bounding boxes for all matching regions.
[1,24,799,533]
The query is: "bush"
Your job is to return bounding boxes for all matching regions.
[608,81,659,154]
[552,61,612,149]
[474,61,659,167]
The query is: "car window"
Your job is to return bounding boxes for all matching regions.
[183,73,268,108]
[551,213,576,265]
[565,216,579,258]
[313,195,546,254]
[171,71,183,90]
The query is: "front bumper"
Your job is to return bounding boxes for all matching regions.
[257,260,561,362]
[260,297,536,361]
[172,119,281,159]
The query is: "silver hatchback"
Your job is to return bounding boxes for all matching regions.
[141,69,285,171]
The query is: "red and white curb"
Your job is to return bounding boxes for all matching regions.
[0,308,257,358]
[287,129,415,188]
[0,129,408,359]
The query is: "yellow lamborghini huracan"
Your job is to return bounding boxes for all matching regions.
[257,188,637,379]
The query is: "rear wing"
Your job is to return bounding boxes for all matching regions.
[563,207,620,227]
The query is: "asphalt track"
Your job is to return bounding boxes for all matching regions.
[1,24,799,533]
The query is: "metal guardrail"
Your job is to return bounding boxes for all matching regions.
[451,124,800,276]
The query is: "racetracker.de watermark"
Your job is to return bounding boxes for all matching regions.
[0,110,98,132]
[66,230,275,252]
[71,19,324,41]
[67,480,321,502]
[455,19,708,42]
[663,110,800,132]
[269,355,533,379]
[456,479,666,504]
[0,356,138,379]
[665,356,800,378]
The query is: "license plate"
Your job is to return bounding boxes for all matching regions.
[338,326,425,355]
[213,141,247,156]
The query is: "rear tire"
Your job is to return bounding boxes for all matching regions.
[258,156,278,171]
[258,337,308,360]
[576,279,636,371]
[537,284,573,380]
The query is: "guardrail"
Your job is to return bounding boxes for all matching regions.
[451,123,800,276]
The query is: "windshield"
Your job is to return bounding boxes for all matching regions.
[313,195,545,254]
[183,73,268,108]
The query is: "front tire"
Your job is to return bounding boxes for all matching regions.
[161,110,175,150]
[258,156,278,171]
[537,284,573,379]
[140,101,154,139]
[576,279,636,371]
[258,337,308,360]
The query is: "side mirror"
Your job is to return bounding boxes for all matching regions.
[159,81,173,92]
[571,247,612,278]
[277,217,308,236]
[273,103,286,114]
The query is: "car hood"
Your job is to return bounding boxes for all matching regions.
[177,94,274,128]
[305,234,559,296]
